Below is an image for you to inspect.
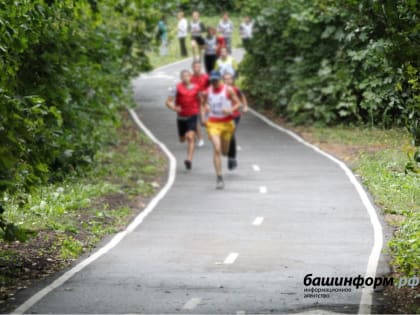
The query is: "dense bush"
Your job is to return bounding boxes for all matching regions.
[177,0,238,14]
[0,0,163,195]
[239,0,419,276]
[240,0,419,156]
[0,0,171,240]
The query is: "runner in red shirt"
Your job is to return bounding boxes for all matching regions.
[216,31,226,57]
[166,69,201,170]
[223,73,249,170]
[191,60,210,147]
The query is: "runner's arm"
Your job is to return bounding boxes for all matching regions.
[200,93,209,125]
[239,91,249,112]
[223,87,240,114]
[166,96,181,113]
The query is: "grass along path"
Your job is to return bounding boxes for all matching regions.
[0,111,166,312]
[255,108,419,314]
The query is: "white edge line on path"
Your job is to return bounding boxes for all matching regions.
[12,109,177,314]
[151,56,192,72]
[182,297,202,310]
[223,252,239,265]
[252,217,264,226]
[259,186,267,194]
[249,108,383,315]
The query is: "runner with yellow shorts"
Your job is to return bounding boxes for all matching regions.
[201,70,240,189]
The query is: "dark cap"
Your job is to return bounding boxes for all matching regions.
[209,70,222,81]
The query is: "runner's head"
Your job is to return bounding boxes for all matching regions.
[244,16,251,23]
[178,11,184,19]
[220,47,228,59]
[222,12,229,21]
[192,11,200,21]
[180,70,191,85]
[207,26,216,37]
[223,73,234,86]
[192,60,202,75]
[209,70,222,87]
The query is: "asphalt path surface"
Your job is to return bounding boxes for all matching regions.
[14,51,389,314]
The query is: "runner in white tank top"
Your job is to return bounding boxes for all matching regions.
[190,11,205,61]
[201,71,240,189]
[207,85,232,120]
[216,47,238,77]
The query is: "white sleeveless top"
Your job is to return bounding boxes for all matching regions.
[190,21,202,37]
[240,22,253,39]
[217,57,235,76]
[205,36,217,55]
[208,85,232,120]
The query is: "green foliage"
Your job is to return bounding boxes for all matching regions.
[240,0,419,131]
[404,65,420,173]
[0,204,29,242]
[177,0,238,14]
[356,150,419,217]
[58,235,84,259]
[239,0,420,280]
[388,211,420,277]
[0,0,162,198]
[3,117,165,233]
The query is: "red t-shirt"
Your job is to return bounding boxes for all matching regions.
[191,73,210,92]
[175,83,200,116]
[216,36,226,56]
[231,86,242,118]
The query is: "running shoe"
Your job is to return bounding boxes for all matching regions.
[197,139,205,147]
[184,160,192,170]
[216,176,224,190]
[228,158,237,170]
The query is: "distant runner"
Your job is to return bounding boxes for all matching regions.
[216,47,238,77]
[166,70,201,170]
[201,71,240,189]
[216,28,226,57]
[239,16,253,50]
[223,73,249,170]
[204,27,219,73]
[177,11,188,57]
[191,60,210,147]
[218,12,234,54]
[190,11,206,61]
[157,15,168,56]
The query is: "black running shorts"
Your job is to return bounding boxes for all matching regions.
[177,115,198,138]
[192,35,205,46]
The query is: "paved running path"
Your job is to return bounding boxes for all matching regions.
[18,52,388,314]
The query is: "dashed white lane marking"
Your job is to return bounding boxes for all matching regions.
[252,164,261,172]
[259,186,267,194]
[252,217,264,226]
[223,253,239,264]
[236,311,246,315]
[249,108,383,315]
[183,297,202,310]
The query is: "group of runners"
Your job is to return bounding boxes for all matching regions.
[176,11,253,65]
[165,27,249,189]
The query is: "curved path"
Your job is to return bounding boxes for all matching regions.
[14,52,388,314]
